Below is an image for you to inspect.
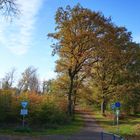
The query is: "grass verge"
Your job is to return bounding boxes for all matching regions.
[93,111,140,138]
[0,114,84,136]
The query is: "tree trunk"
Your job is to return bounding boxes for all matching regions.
[133,105,138,115]
[73,89,77,115]
[101,98,106,116]
[68,76,74,116]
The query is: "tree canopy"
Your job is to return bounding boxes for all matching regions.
[48,4,140,116]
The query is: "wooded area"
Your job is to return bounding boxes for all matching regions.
[0,4,140,129]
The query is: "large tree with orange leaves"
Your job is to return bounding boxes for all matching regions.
[48,4,120,116]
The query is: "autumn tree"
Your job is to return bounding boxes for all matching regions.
[18,66,40,93]
[48,4,119,116]
[51,75,69,95]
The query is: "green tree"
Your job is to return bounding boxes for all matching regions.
[92,41,136,114]
[42,79,56,94]
[116,43,140,114]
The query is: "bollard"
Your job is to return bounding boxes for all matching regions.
[101,132,104,140]
[113,134,116,140]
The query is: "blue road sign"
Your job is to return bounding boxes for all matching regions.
[115,102,121,108]
[20,109,28,115]
[111,104,115,110]
[21,101,28,108]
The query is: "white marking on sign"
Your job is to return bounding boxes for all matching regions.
[116,110,120,116]
[20,109,28,115]
[21,101,28,108]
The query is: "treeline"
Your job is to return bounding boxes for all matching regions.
[0,67,51,94]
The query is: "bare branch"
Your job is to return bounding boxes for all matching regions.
[0,0,19,19]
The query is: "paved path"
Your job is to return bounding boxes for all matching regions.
[0,111,120,140]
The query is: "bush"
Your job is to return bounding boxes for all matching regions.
[39,103,69,125]
[0,89,18,122]
[0,91,69,128]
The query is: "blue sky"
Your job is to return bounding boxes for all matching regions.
[0,0,140,83]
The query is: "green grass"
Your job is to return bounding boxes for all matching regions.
[93,111,140,138]
[0,114,84,136]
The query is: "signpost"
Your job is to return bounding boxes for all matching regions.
[20,101,28,127]
[115,102,121,134]
[111,102,121,133]
[111,103,115,125]
[116,110,120,125]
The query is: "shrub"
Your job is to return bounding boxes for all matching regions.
[0,91,69,128]
[39,103,69,125]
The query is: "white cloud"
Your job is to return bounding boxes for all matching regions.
[0,0,44,55]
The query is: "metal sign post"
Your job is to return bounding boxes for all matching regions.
[111,103,116,125]
[116,110,120,134]
[23,115,25,127]
[20,101,28,127]
[115,102,121,134]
